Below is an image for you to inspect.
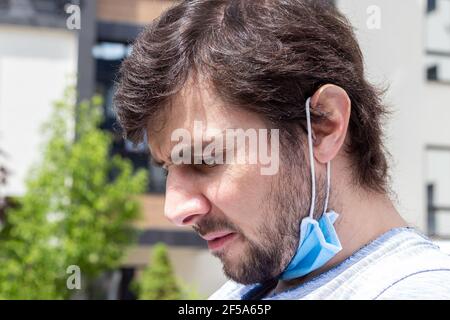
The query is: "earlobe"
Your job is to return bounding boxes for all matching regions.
[309,84,351,164]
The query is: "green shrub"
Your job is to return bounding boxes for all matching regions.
[0,87,147,299]
[133,243,183,300]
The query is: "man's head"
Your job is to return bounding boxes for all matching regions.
[114,0,389,284]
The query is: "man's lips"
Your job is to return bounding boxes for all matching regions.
[199,231,237,251]
[200,230,234,241]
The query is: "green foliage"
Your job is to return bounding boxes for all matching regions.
[0,87,148,299]
[0,147,8,223]
[133,243,205,300]
[178,278,205,300]
[133,243,183,300]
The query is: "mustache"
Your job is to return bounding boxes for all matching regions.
[193,215,240,237]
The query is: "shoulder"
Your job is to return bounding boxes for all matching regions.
[375,269,450,300]
[303,228,450,299]
[372,230,450,299]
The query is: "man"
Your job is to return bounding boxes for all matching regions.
[114,0,450,299]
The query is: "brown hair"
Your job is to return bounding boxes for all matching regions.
[114,0,389,193]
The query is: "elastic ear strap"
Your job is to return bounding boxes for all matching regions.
[306,98,332,219]
[305,98,316,219]
[323,161,331,215]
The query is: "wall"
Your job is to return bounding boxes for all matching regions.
[337,0,448,232]
[0,25,78,196]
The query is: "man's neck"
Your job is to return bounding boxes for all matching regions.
[271,188,408,295]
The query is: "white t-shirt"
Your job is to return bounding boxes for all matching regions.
[209,227,450,300]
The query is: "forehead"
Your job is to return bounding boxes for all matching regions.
[146,77,267,157]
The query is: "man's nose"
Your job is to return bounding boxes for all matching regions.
[164,169,210,227]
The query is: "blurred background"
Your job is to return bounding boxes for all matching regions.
[0,0,449,299]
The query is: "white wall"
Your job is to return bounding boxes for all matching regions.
[337,0,450,233]
[169,247,228,296]
[425,82,450,237]
[423,0,450,234]
[0,25,78,196]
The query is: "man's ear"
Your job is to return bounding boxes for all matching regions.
[309,84,351,164]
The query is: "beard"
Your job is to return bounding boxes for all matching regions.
[193,146,328,285]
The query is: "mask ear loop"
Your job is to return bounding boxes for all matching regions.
[305,98,331,220]
[305,98,316,219]
[323,161,331,215]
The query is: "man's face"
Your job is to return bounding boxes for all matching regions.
[147,80,313,284]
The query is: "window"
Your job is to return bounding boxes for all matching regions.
[426,146,450,238]
[32,0,74,17]
[426,0,450,83]
[94,41,167,194]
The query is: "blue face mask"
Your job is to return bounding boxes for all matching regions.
[279,97,342,281]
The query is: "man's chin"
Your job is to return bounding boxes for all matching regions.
[213,241,281,285]
[222,261,278,285]
[212,239,252,281]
